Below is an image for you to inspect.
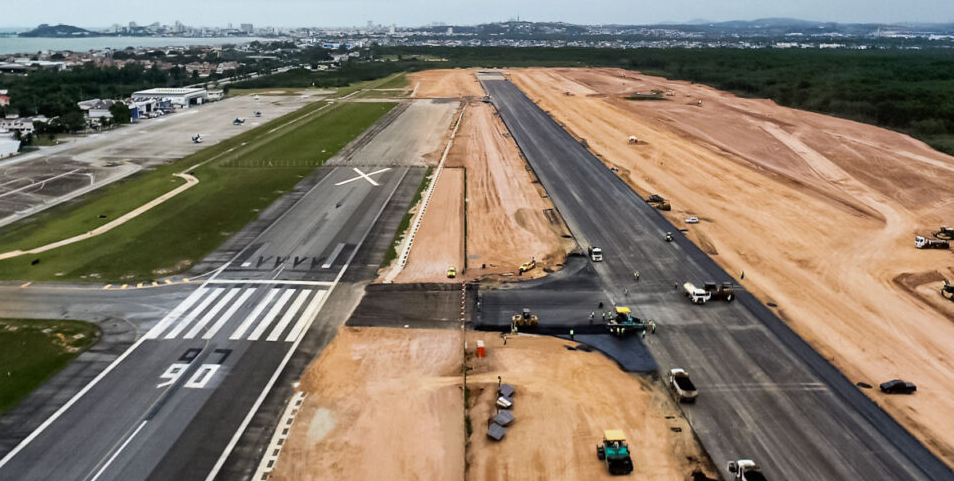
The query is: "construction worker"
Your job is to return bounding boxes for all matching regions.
[569,329,575,341]
[601,311,606,322]
[634,270,640,281]
[649,319,657,334]
[589,311,595,323]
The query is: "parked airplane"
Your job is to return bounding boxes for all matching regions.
[233,118,246,125]
[191,134,203,143]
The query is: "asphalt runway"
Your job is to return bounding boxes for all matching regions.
[481,77,953,480]
[328,98,458,167]
[0,165,413,481]
[0,93,317,227]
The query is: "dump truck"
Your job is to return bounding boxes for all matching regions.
[916,235,950,249]
[607,306,647,337]
[727,459,768,481]
[589,246,603,262]
[942,280,954,301]
[511,308,538,328]
[668,368,698,403]
[704,282,735,302]
[596,429,634,475]
[683,282,711,304]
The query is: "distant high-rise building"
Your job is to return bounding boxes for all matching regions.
[240,23,253,33]
[389,25,395,35]
[447,27,453,35]
[227,23,233,30]
[174,21,185,33]
[129,21,137,29]
[367,20,373,31]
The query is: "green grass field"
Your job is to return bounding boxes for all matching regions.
[0,319,101,413]
[0,101,396,282]
[375,72,409,89]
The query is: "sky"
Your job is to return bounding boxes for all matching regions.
[3,0,954,28]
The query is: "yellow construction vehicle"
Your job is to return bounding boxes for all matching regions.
[518,258,536,273]
[511,308,539,328]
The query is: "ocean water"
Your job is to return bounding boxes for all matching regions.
[0,36,277,55]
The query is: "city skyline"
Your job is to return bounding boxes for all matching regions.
[3,0,954,29]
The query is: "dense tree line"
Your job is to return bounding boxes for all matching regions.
[370,46,954,155]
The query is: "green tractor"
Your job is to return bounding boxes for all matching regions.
[596,429,634,475]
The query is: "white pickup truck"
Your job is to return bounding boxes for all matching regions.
[727,459,768,481]
[668,368,698,403]
[683,282,710,304]
[588,246,603,262]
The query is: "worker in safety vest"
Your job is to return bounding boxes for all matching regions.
[634,271,640,281]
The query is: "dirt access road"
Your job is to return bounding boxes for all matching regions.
[394,71,571,283]
[446,102,574,281]
[268,327,715,481]
[409,69,485,98]
[395,167,466,283]
[509,67,954,464]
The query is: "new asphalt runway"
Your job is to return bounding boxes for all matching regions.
[481,76,953,480]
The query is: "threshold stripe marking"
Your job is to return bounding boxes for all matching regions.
[247,289,295,341]
[266,289,313,342]
[144,288,208,339]
[229,289,279,340]
[203,288,255,340]
[164,288,224,339]
[184,288,240,339]
[285,290,326,342]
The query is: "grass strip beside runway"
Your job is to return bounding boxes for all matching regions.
[0,101,396,282]
[0,319,101,413]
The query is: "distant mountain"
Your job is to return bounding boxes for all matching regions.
[18,24,95,38]
[710,18,827,28]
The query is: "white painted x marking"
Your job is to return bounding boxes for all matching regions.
[334,167,390,187]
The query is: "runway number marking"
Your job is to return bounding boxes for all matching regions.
[157,363,189,388]
[184,365,220,389]
[334,167,390,187]
[157,348,233,389]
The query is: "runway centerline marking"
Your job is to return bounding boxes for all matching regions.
[334,167,390,186]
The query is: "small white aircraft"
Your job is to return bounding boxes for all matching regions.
[254,94,260,100]
[191,134,203,143]
[233,118,246,126]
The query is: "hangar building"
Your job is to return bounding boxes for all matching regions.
[131,87,208,108]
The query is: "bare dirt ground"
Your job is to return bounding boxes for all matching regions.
[510,67,954,464]
[268,328,466,481]
[409,69,485,98]
[395,167,466,283]
[466,332,716,480]
[445,102,574,280]
[269,327,714,481]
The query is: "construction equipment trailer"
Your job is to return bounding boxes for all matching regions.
[704,282,735,302]
[916,235,950,249]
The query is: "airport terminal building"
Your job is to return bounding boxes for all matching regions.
[131,87,208,108]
